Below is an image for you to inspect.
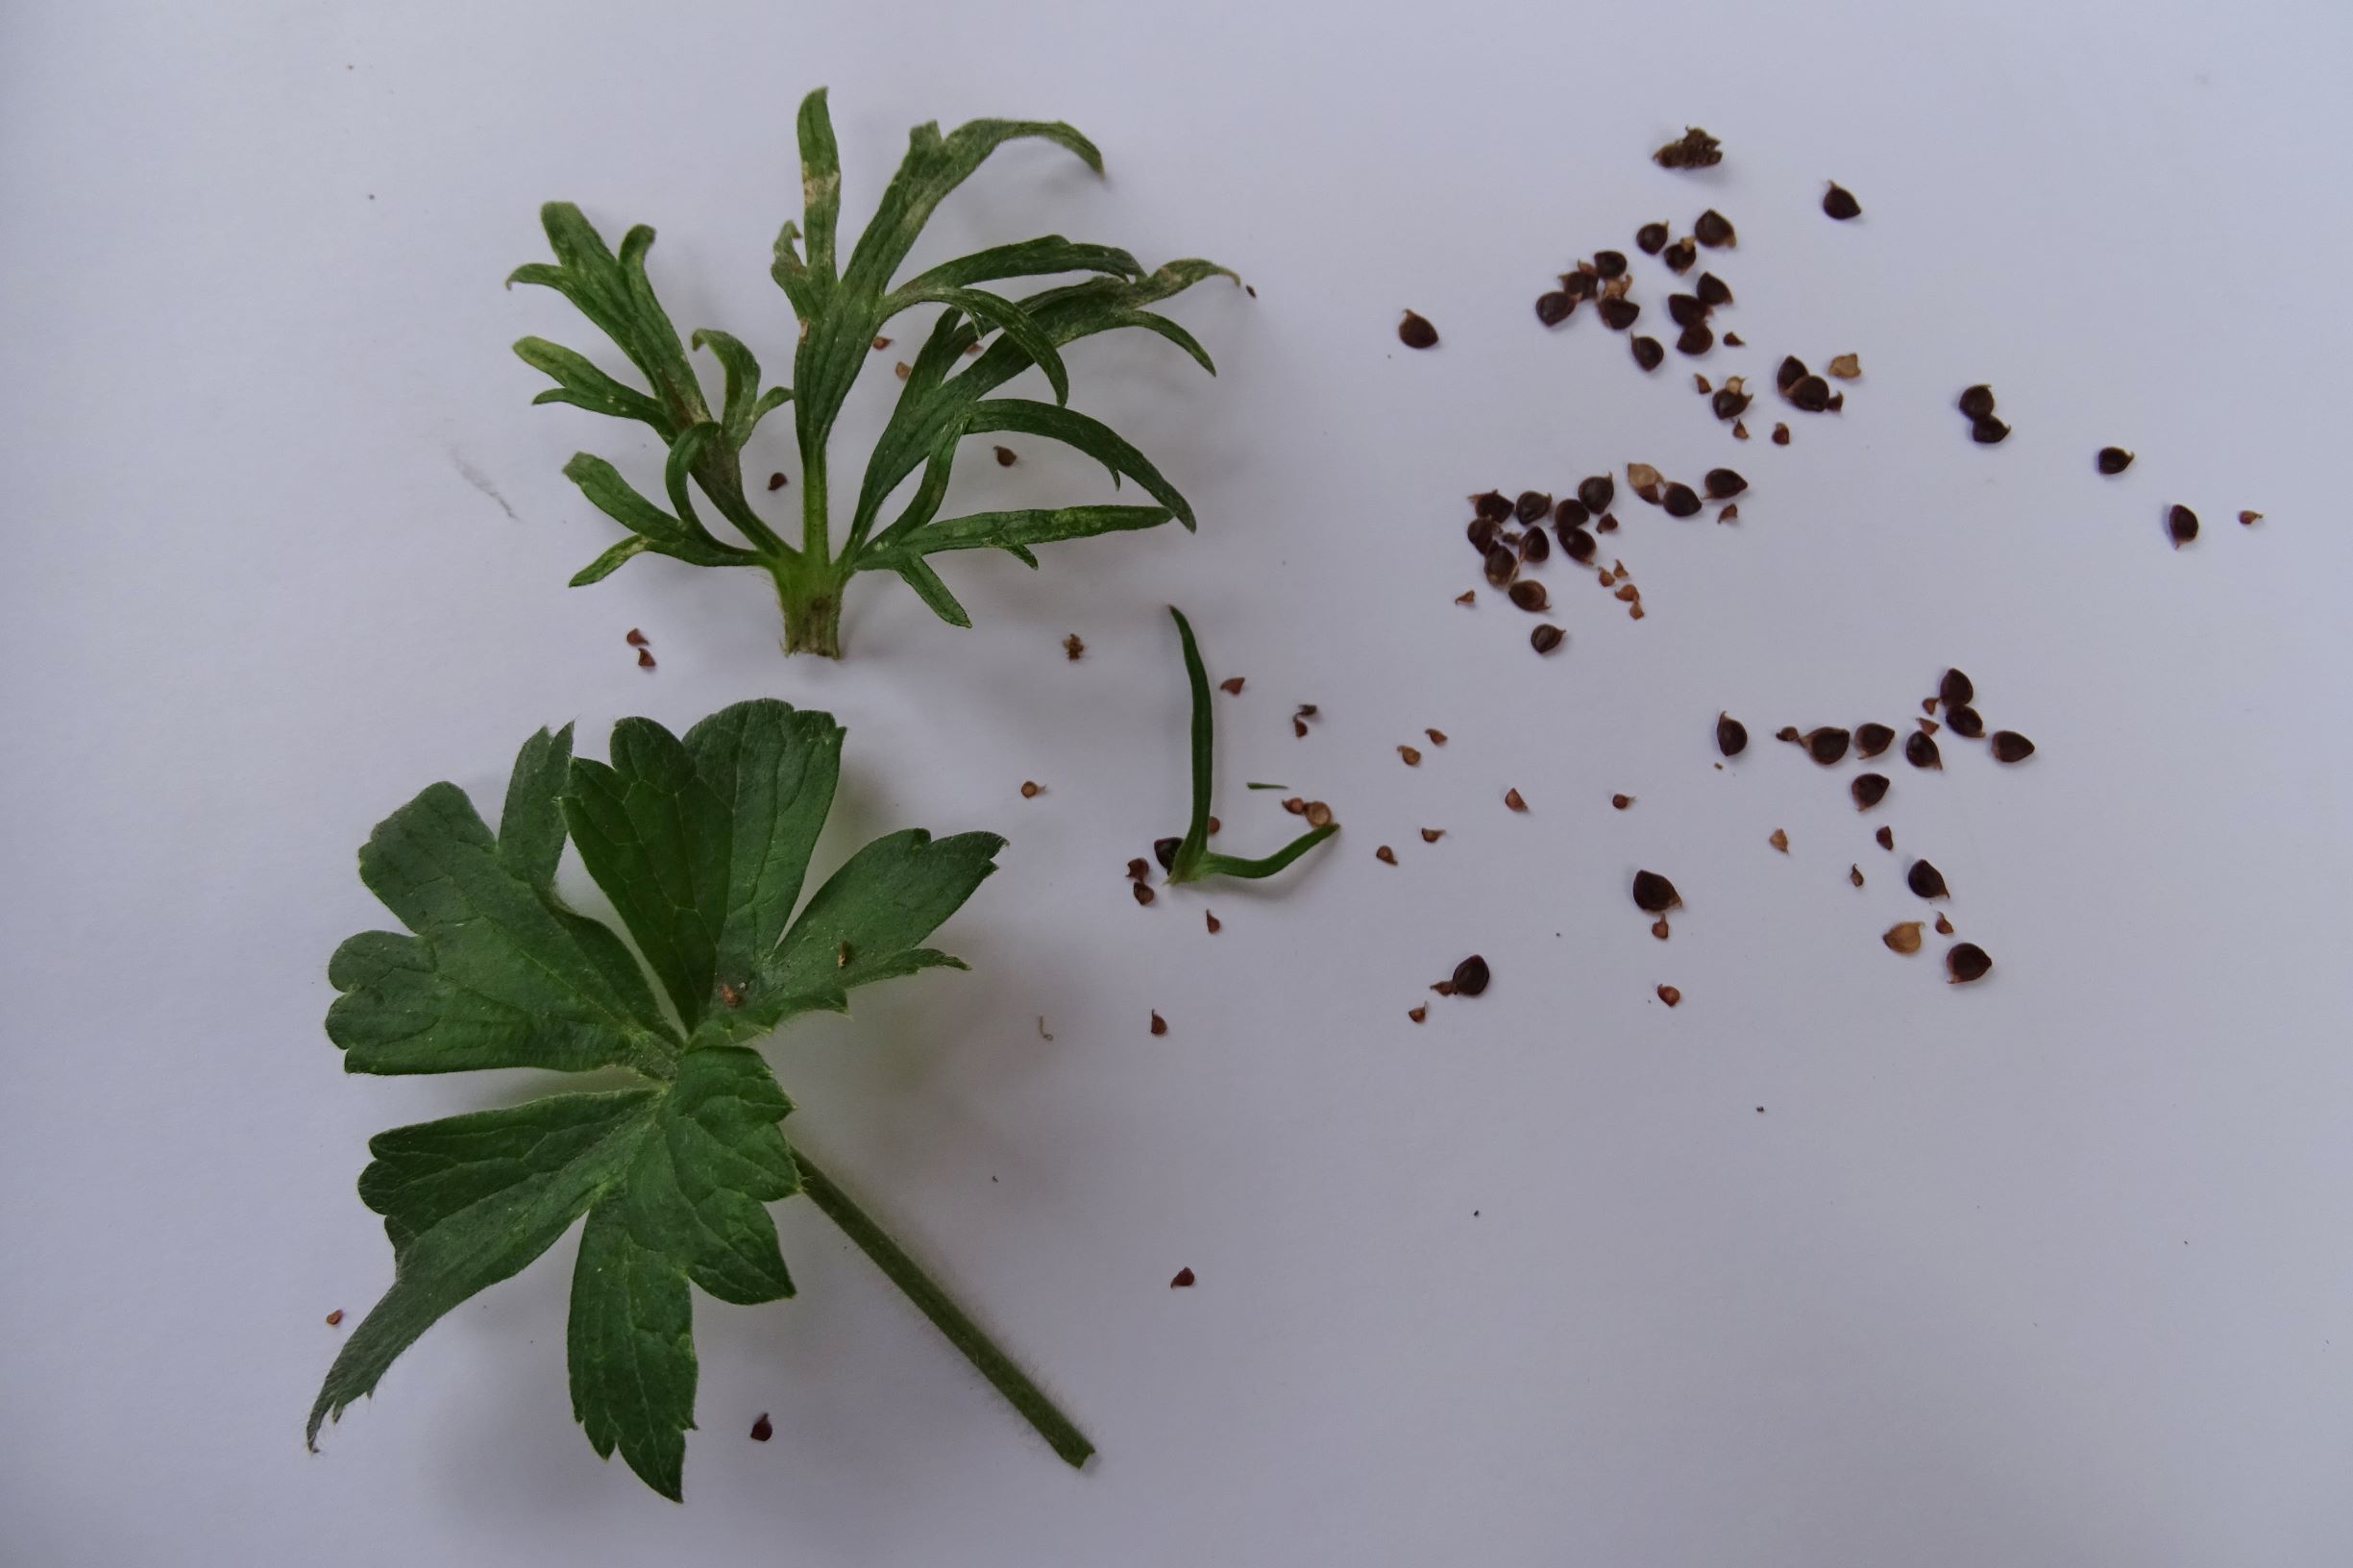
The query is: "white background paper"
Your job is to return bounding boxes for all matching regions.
[6,1,2352,1562]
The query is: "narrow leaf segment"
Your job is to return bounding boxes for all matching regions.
[1162,607,1337,885]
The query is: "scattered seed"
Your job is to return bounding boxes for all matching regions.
[2239,510,2263,526]
[1625,462,1663,502]
[1957,384,1997,420]
[1851,772,1890,811]
[2097,447,2135,475]
[1020,780,1042,798]
[1535,291,1575,326]
[1451,954,1492,995]
[1455,589,1477,605]
[1694,209,1736,248]
[1630,334,1666,370]
[625,628,648,647]
[1431,980,1455,995]
[1907,859,1949,899]
[1654,127,1724,169]
[1559,528,1597,565]
[1398,310,1438,348]
[872,335,893,351]
[1595,249,1629,279]
[1573,476,1613,514]
[1661,483,1703,517]
[1149,1010,1167,1036]
[1668,294,1708,329]
[1612,794,1634,809]
[1520,526,1552,564]
[2168,504,2199,548]
[1652,917,1671,941]
[636,648,656,669]
[1946,704,1985,739]
[1657,985,1682,1007]
[1940,668,1974,706]
[1304,800,1333,828]
[1205,910,1220,934]
[1218,676,1246,698]
[1629,604,1646,621]
[1851,723,1896,759]
[1283,797,1306,815]
[1703,467,1747,501]
[1473,490,1513,522]
[1823,182,1862,220]
[1504,788,1528,813]
[1132,882,1155,906]
[1723,331,1745,347]
[1730,423,1749,443]
[1789,375,1832,412]
[993,445,1018,468]
[325,1309,344,1327]
[1905,730,1942,770]
[1769,828,1789,852]
[1399,746,1422,766]
[1696,272,1732,307]
[1169,1265,1195,1286]
[1485,546,1519,587]
[1883,921,1924,954]
[1776,355,1808,392]
[894,362,910,380]
[1595,512,1619,532]
[1514,490,1552,524]
[1712,387,1752,420]
[1553,499,1591,532]
[1208,816,1220,835]
[1876,826,1895,850]
[1947,943,1992,984]
[1935,913,1955,936]
[1777,725,1802,744]
[1508,580,1551,612]
[1825,353,1861,380]
[1293,719,1309,738]
[1531,623,1566,654]
[1065,633,1085,661]
[1663,238,1698,274]
[1560,269,1597,301]
[1971,416,2010,445]
[1614,583,1641,602]
[1632,870,1681,912]
[1376,845,1397,865]
[1803,726,1851,765]
[1636,221,1670,254]
[1694,374,1713,394]
[1918,720,1939,736]
[1599,298,1641,331]
[1850,864,1865,887]
[1715,712,1749,757]
[767,472,787,490]
[750,1413,773,1441]
[1990,730,2035,763]
[1128,857,1151,882]
[1677,323,1715,356]
[1408,1004,1427,1023]
[1467,516,1501,554]
[1771,423,1791,446]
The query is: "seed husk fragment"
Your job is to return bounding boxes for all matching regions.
[1376,845,1397,865]
[1595,512,1619,532]
[1636,222,1669,255]
[1883,921,1924,955]
[1020,780,1042,798]
[636,648,656,669]
[1421,827,1445,843]
[1662,483,1703,517]
[1219,676,1245,696]
[1851,772,1890,810]
[1823,182,1861,220]
[1398,746,1422,766]
[1657,985,1681,1007]
[1630,335,1666,370]
[325,1309,345,1327]
[1677,323,1715,355]
[1693,209,1736,248]
[1451,954,1491,996]
[1304,800,1333,828]
[1292,719,1309,738]
[766,471,788,491]
[1531,624,1565,654]
[1508,579,1550,612]
[1946,943,1992,983]
[1803,726,1851,765]
[1850,864,1865,887]
[1652,918,1671,940]
[1696,272,1732,306]
[1703,467,1747,500]
[1771,423,1791,446]
[1407,1004,1426,1023]
[1535,291,1575,326]
[1426,729,1447,746]
[1990,730,2035,763]
[1907,859,1949,899]
[1769,828,1789,852]
[1723,332,1744,347]
[1946,704,1985,739]
[1876,826,1895,850]
[1626,461,1664,501]
[1599,297,1641,331]
[1934,914,1954,936]
[2097,447,2135,475]
[1905,730,1942,770]
[1730,424,1749,443]
[2169,504,2199,548]
[1132,882,1155,906]
[2240,510,2263,526]
[1825,353,1861,379]
[1612,794,1633,809]
[1485,546,1518,586]
[1398,310,1438,348]
[1150,1011,1167,1036]
[1631,870,1681,913]
[1504,788,1528,812]
[1595,249,1628,278]
[1717,712,1749,756]
[1777,725,1802,744]
[1455,590,1477,605]
[1789,375,1832,412]
[1205,910,1220,934]
[1854,723,1896,758]
[1653,127,1723,169]
[1663,238,1698,274]
[1957,384,1996,420]
[1560,527,1597,563]
[1971,416,2011,445]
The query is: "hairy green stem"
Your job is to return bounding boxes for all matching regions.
[796,1152,1094,1469]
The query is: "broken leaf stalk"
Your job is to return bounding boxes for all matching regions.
[1163,607,1337,884]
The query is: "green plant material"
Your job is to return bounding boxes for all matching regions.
[307,700,1090,1499]
[510,88,1236,658]
[1161,607,1336,884]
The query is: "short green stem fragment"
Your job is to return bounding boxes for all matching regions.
[772,563,847,658]
[796,1151,1094,1469]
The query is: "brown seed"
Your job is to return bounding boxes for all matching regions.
[1697,272,1733,307]
[1693,374,1713,394]
[2097,447,2135,475]
[1472,490,1514,522]
[1723,331,1745,347]
[1467,516,1501,554]
[1703,467,1747,500]
[1957,384,1997,420]
[1776,355,1808,392]
[1776,725,1802,744]
[1398,310,1438,348]
[1612,793,1633,809]
[766,472,787,490]
[1730,423,1749,443]
[1065,633,1085,661]
[1132,882,1155,906]
[1282,797,1307,815]
[1535,291,1575,327]
[1905,730,1942,770]
[1771,423,1791,446]
[325,1310,344,1327]
[872,335,892,351]
[1559,527,1597,564]
[2168,504,2199,548]
[1657,985,1682,1008]
[1293,719,1309,738]
[1935,914,1955,936]
[1596,249,1630,278]
[1668,293,1709,329]
[1823,182,1862,220]
[1825,353,1861,380]
[1990,730,2035,763]
[1451,954,1492,996]
[1553,498,1591,530]
[1663,237,1698,274]
[1595,512,1619,532]
[1712,388,1752,421]
[1946,943,1993,984]
[1626,461,1663,501]
[1677,323,1715,356]
[1484,545,1518,587]
[1420,828,1444,843]
[1876,826,1895,850]
[1508,580,1550,612]
[1531,623,1565,654]
[1694,209,1736,248]
[1205,910,1221,934]
[1431,980,1455,996]
[1514,490,1552,524]
[1398,746,1421,766]
[1424,728,1447,746]
[1630,334,1666,370]
[1219,676,1245,696]
[1971,416,2010,445]
[750,1413,773,1441]
[1614,583,1641,602]
[1150,1011,1167,1036]
[894,362,911,380]
[1020,780,1042,798]
[1789,376,1832,412]
[2239,510,2263,526]
[1939,668,1974,706]
[1803,726,1851,765]
[1661,483,1702,518]
[625,628,648,647]
[1851,772,1890,811]
[1207,816,1219,835]
[1575,476,1614,513]
[1628,604,1646,620]
[1652,917,1671,941]
[1504,788,1528,813]
[1716,712,1749,756]
[1907,859,1949,899]
[1455,590,1477,605]
[993,445,1017,467]
[1853,723,1896,758]
[1883,920,1924,955]
[1636,221,1670,255]
[1520,524,1552,564]
[1632,870,1681,913]
[1304,800,1333,828]
[1169,1266,1195,1286]
[1769,828,1789,853]
[1850,864,1865,888]
[1653,127,1723,169]
[1599,297,1641,331]
[1946,704,1985,739]
[1376,845,1397,865]
[637,648,656,669]
[1407,1004,1427,1024]
[1560,268,1596,299]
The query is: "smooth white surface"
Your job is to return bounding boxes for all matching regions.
[5,1,2352,1562]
